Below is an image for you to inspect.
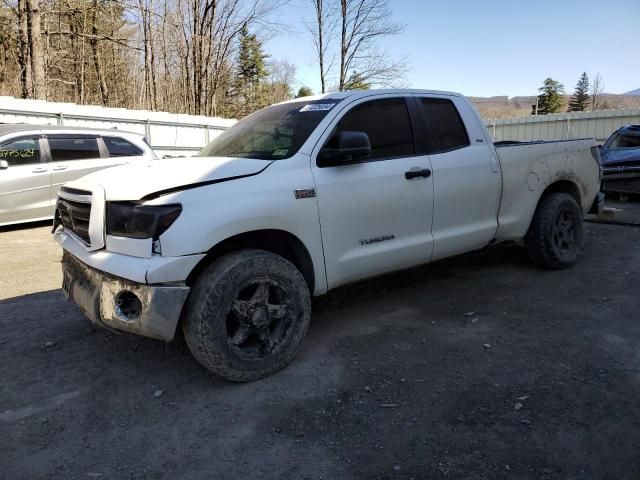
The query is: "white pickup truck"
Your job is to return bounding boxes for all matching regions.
[54,89,603,381]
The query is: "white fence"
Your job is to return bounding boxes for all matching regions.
[3,97,637,153]
[485,108,640,143]
[0,96,235,157]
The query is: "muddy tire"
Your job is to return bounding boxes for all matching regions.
[525,192,584,269]
[182,250,311,382]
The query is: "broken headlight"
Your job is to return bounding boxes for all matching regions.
[106,202,182,240]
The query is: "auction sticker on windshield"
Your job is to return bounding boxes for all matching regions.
[300,104,336,112]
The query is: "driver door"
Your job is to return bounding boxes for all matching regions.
[311,96,434,289]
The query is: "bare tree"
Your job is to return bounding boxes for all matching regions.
[307,0,333,93]
[175,0,272,115]
[138,0,158,109]
[0,0,294,116]
[16,0,32,97]
[26,0,45,98]
[90,0,109,105]
[590,73,604,111]
[265,58,295,103]
[338,0,405,91]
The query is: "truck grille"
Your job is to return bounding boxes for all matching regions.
[57,189,92,245]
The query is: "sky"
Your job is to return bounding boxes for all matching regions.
[264,0,640,97]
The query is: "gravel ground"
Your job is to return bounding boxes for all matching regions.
[1,219,640,479]
[0,221,61,301]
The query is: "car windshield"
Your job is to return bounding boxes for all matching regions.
[198,100,342,160]
[605,132,640,150]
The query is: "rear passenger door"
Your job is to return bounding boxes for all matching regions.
[415,96,501,260]
[46,135,107,202]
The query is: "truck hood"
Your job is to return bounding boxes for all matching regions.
[64,156,273,201]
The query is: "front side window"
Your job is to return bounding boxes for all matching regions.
[327,98,415,160]
[103,137,143,157]
[0,137,41,166]
[199,100,342,160]
[420,98,470,154]
[48,136,100,162]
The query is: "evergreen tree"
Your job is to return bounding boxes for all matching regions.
[568,72,590,112]
[537,78,565,114]
[296,86,313,98]
[234,25,269,115]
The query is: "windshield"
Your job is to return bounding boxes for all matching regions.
[605,132,640,150]
[198,100,342,160]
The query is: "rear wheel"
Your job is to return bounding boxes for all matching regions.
[525,192,584,269]
[182,250,311,382]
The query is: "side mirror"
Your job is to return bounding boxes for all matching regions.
[320,131,371,165]
[0,160,8,170]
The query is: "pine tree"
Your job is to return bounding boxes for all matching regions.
[234,26,269,115]
[568,72,590,112]
[537,78,565,115]
[296,86,313,98]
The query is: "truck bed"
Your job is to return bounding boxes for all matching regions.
[493,138,601,241]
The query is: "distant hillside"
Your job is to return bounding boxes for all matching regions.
[471,93,640,120]
[626,88,640,96]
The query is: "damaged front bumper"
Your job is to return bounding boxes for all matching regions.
[602,170,640,195]
[61,251,189,341]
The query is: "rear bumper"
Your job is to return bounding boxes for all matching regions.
[61,251,189,341]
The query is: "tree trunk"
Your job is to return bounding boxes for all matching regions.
[314,0,326,93]
[27,0,45,99]
[91,0,109,105]
[148,0,158,110]
[17,0,31,98]
[161,0,171,111]
[69,13,80,102]
[339,0,347,91]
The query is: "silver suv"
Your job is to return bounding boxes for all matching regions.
[0,125,156,226]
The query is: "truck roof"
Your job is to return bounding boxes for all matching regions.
[280,88,464,105]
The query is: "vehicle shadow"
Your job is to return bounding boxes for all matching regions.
[0,219,51,233]
[314,241,531,311]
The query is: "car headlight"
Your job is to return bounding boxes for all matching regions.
[106,202,182,239]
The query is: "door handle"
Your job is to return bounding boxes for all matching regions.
[32,167,48,173]
[52,165,68,171]
[405,168,431,180]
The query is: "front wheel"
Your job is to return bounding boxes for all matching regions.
[525,192,584,269]
[182,250,311,382]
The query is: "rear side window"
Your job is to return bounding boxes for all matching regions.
[49,136,100,161]
[0,137,41,166]
[103,137,143,157]
[331,98,414,160]
[420,99,470,154]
